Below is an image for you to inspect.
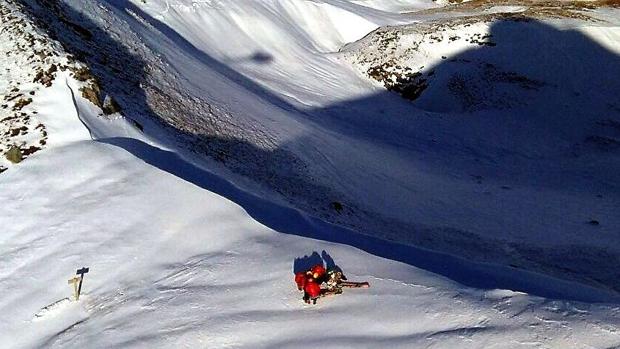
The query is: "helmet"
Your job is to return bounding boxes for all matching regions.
[304,280,322,299]
[311,265,326,279]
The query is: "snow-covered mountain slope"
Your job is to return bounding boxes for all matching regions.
[2,38,620,349]
[0,1,66,172]
[2,0,620,347]
[24,0,620,292]
[341,8,620,284]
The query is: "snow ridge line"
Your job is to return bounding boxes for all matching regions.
[94,134,620,304]
[45,0,410,269]
[65,78,93,140]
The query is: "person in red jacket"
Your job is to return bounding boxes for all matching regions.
[294,264,328,304]
[294,272,306,290]
[303,278,322,304]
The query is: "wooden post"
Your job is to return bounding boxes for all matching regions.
[67,276,81,301]
[75,267,89,300]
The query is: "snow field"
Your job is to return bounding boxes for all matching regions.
[2,1,620,348]
[0,47,617,349]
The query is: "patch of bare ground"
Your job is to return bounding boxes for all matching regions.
[0,0,112,171]
[418,0,620,21]
[0,0,50,166]
[344,14,545,106]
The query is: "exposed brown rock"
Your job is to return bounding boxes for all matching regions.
[5,146,22,163]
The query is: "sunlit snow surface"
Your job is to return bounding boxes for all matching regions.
[2,0,620,348]
[1,70,618,349]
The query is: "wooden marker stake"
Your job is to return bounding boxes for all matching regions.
[67,276,81,301]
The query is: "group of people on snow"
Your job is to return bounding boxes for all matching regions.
[294,263,368,304]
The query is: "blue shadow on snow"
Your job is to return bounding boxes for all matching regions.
[100,137,620,304]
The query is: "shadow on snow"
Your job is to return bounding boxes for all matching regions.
[23,0,620,302]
